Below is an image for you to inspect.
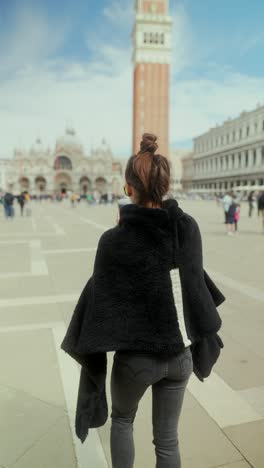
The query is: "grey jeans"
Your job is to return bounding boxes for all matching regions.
[111,346,193,468]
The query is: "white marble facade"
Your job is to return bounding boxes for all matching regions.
[192,105,264,191]
[1,128,124,195]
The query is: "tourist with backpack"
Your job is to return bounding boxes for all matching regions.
[4,192,15,220]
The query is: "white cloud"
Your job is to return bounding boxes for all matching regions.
[170,73,264,144]
[0,2,68,75]
[0,56,133,158]
[103,0,133,29]
[0,1,264,160]
[170,3,194,76]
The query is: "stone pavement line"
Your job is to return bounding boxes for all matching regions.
[57,206,115,233]
[29,240,49,276]
[0,240,27,245]
[239,386,264,416]
[0,293,78,309]
[43,247,97,255]
[0,232,64,238]
[53,322,109,468]
[0,321,108,468]
[188,372,263,428]
[0,319,262,433]
[79,216,109,231]
[53,223,66,236]
[209,269,264,303]
[44,215,66,236]
[0,239,48,279]
[31,217,37,232]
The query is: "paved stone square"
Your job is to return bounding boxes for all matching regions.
[0,199,263,468]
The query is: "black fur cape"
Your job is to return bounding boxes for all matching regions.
[61,199,225,442]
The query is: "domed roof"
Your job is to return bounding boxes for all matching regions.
[30,138,45,155]
[56,128,83,153]
[100,138,111,152]
[92,138,113,160]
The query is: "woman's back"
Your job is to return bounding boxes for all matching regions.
[61,133,225,468]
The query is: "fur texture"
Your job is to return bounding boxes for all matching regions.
[61,199,225,442]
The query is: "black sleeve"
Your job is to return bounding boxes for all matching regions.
[204,270,225,307]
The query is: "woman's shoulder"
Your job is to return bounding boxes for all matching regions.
[178,210,200,234]
[97,224,129,254]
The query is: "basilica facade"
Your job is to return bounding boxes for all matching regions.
[2,128,124,196]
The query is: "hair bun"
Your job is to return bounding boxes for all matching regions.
[139,133,158,154]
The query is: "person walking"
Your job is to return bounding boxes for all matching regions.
[226,196,237,236]
[17,192,25,216]
[222,191,232,224]
[3,192,15,220]
[258,191,264,233]
[61,134,225,468]
[24,192,32,217]
[248,191,255,217]
[234,203,241,233]
[71,193,77,208]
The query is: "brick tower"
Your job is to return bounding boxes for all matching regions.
[132,0,172,157]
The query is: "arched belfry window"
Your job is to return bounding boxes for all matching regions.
[54,156,72,171]
[144,32,147,43]
[150,33,153,43]
[161,33,165,44]
[155,33,159,44]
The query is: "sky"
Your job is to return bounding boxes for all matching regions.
[0,0,264,158]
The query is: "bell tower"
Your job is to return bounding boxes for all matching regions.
[132,0,172,157]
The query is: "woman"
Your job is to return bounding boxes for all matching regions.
[258,191,264,233]
[248,191,255,217]
[226,195,237,236]
[61,134,225,468]
[17,192,25,216]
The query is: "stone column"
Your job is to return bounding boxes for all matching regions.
[256,147,262,167]
[234,153,239,170]
[240,151,246,169]
[248,148,254,168]
[228,155,232,171]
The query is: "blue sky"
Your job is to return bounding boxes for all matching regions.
[0,0,264,158]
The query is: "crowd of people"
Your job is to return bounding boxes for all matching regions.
[0,190,122,219]
[1,189,264,234]
[0,191,32,220]
[221,190,264,234]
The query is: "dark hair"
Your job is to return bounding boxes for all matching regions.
[125,133,170,206]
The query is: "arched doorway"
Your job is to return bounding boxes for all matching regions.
[79,176,92,195]
[54,156,72,171]
[19,177,30,191]
[54,173,72,194]
[35,176,47,192]
[95,177,107,194]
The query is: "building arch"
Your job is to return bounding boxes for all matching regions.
[54,172,72,193]
[54,156,72,171]
[19,177,30,191]
[79,176,92,194]
[35,176,47,192]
